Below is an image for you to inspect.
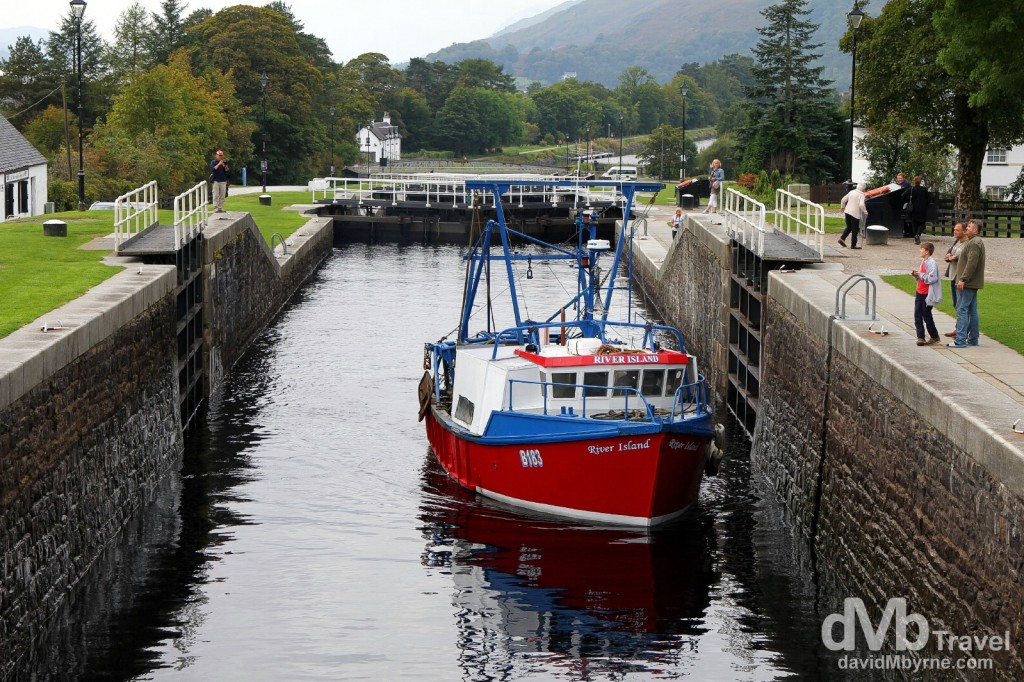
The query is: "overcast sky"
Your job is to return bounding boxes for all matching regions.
[1,0,569,64]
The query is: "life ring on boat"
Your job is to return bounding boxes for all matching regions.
[418,371,434,422]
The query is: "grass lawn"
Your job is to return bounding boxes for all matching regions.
[882,275,1024,353]
[223,191,312,243]
[0,213,123,338]
[0,191,316,339]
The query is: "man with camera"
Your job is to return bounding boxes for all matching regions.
[210,150,230,212]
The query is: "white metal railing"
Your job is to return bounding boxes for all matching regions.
[173,180,209,249]
[113,180,159,252]
[723,187,768,256]
[774,188,825,258]
[309,173,629,210]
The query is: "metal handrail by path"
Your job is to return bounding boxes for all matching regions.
[173,181,209,250]
[834,273,877,320]
[114,180,159,253]
[310,173,627,210]
[774,188,825,258]
[723,187,768,256]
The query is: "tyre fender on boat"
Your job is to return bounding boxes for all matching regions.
[418,371,434,422]
[705,422,727,476]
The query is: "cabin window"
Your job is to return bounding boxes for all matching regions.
[550,371,577,399]
[641,369,665,396]
[454,396,475,423]
[612,370,639,396]
[665,368,685,396]
[583,371,609,397]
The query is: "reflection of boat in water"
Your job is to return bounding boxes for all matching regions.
[419,463,717,677]
[421,179,717,527]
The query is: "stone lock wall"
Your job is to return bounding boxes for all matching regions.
[754,271,1024,678]
[0,212,334,676]
[203,214,333,380]
[0,283,182,678]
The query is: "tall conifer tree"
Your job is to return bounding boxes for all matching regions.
[739,0,841,182]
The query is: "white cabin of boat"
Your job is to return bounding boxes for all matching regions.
[449,339,702,437]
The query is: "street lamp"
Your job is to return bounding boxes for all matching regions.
[618,112,624,172]
[847,2,864,183]
[259,70,269,193]
[679,85,688,180]
[586,127,591,175]
[329,105,335,176]
[70,0,86,211]
[365,121,372,176]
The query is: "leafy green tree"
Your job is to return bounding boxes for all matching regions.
[738,0,841,182]
[934,2,1024,109]
[614,67,666,132]
[638,125,695,181]
[856,124,955,194]
[187,5,325,183]
[92,52,249,193]
[404,58,456,111]
[455,59,515,92]
[530,79,602,140]
[21,105,73,159]
[855,0,1024,208]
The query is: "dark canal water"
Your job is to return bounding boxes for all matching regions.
[42,243,854,681]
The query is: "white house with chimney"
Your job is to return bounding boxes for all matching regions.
[356,113,402,166]
[0,114,49,221]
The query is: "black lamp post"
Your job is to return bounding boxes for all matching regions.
[847,2,864,183]
[586,126,591,175]
[564,133,569,173]
[259,70,269,193]
[679,85,688,180]
[364,121,372,177]
[70,0,86,211]
[618,112,624,172]
[329,105,335,176]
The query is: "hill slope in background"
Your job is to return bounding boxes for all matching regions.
[427,0,855,89]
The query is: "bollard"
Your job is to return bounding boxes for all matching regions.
[259,194,272,206]
[43,219,67,237]
[864,225,889,246]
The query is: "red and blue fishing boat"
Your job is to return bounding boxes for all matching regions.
[420,179,717,527]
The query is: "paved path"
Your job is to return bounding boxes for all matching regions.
[635,202,1024,407]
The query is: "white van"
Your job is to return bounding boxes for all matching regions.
[601,165,638,181]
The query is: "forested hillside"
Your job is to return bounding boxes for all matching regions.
[427,0,855,89]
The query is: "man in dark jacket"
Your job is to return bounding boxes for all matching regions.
[948,219,985,348]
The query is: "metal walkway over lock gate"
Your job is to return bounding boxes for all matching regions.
[721,188,825,434]
[113,180,210,432]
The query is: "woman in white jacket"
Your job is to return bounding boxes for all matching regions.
[911,241,942,345]
[838,182,867,249]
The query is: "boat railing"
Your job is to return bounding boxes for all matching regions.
[723,187,768,256]
[773,188,824,258]
[311,174,627,208]
[670,377,711,420]
[484,320,687,358]
[507,379,656,421]
[506,377,710,423]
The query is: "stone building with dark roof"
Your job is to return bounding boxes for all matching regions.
[0,114,49,221]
